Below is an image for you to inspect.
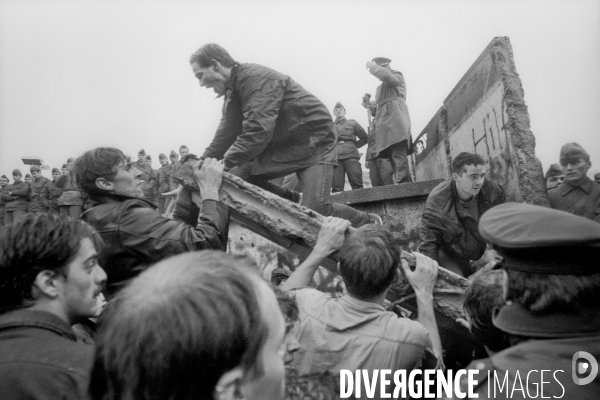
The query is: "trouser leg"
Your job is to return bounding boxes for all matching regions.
[344,158,364,190]
[157,198,166,215]
[331,160,346,193]
[12,209,26,223]
[297,163,371,228]
[368,160,382,187]
[388,141,412,184]
[378,158,395,186]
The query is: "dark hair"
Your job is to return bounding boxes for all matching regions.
[463,269,509,352]
[189,43,236,68]
[338,225,399,299]
[90,251,270,400]
[72,147,127,201]
[0,214,103,314]
[452,152,485,174]
[505,269,600,315]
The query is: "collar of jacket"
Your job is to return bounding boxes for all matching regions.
[335,117,347,124]
[558,176,593,196]
[226,63,241,93]
[427,178,493,219]
[0,309,78,341]
[493,302,600,338]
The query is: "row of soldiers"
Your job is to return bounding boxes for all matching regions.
[0,145,190,226]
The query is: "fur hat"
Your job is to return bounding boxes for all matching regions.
[560,142,589,163]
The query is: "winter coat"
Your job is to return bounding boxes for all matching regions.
[333,117,368,160]
[418,178,505,269]
[3,181,30,212]
[158,165,172,198]
[41,180,63,209]
[28,176,51,212]
[202,63,337,178]
[369,65,413,158]
[57,175,84,207]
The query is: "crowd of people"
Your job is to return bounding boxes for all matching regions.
[0,42,599,399]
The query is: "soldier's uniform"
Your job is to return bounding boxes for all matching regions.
[458,203,600,399]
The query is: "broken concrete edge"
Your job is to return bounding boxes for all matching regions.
[493,38,550,206]
[329,179,445,205]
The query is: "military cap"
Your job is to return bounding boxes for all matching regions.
[1,175,9,182]
[66,157,75,163]
[559,142,589,164]
[544,163,563,179]
[51,167,60,174]
[25,174,32,179]
[61,163,69,169]
[271,268,291,280]
[12,169,22,176]
[334,102,345,110]
[170,150,178,158]
[145,155,152,160]
[138,148,146,156]
[480,203,600,274]
[30,165,41,173]
[372,57,391,65]
[159,153,167,160]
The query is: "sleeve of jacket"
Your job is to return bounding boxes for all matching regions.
[369,65,404,86]
[0,192,15,202]
[418,210,441,262]
[41,183,50,207]
[353,121,368,148]
[118,200,230,254]
[158,169,170,195]
[11,183,30,198]
[222,76,285,169]
[202,102,243,161]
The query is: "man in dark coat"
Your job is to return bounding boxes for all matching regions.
[28,166,51,214]
[0,213,107,400]
[157,153,172,214]
[418,152,505,277]
[134,149,156,203]
[363,57,413,184]
[189,43,380,227]
[3,169,30,224]
[548,142,600,223]
[0,175,9,226]
[41,167,64,215]
[331,102,368,192]
[462,203,600,398]
[76,147,230,295]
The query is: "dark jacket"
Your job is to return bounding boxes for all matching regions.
[463,304,600,399]
[41,179,63,209]
[158,165,172,198]
[202,63,337,178]
[333,117,368,160]
[3,180,30,212]
[82,194,230,294]
[134,161,156,201]
[0,309,93,400]
[419,178,505,269]
[28,176,51,212]
[368,65,412,158]
[548,176,600,223]
[57,175,84,207]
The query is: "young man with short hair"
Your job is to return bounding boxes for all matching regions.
[134,149,156,203]
[75,147,230,294]
[190,43,381,227]
[28,166,51,214]
[548,142,600,222]
[419,152,505,276]
[57,158,85,218]
[0,214,107,399]
[283,218,443,385]
[3,169,30,224]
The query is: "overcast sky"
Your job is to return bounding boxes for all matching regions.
[1,0,599,180]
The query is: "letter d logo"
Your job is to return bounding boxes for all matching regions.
[572,351,598,385]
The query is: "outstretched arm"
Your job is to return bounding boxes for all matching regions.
[400,252,443,361]
[282,217,351,290]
